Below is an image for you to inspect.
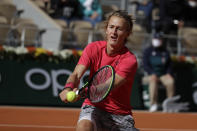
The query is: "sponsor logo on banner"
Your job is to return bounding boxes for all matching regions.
[25,68,89,97]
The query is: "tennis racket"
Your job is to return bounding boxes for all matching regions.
[72,65,115,103]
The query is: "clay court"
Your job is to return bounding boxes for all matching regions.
[0,106,197,131]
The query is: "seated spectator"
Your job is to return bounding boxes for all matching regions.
[128,0,153,33]
[178,0,197,28]
[142,32,175,112]
[42,0,50,12]
[177,0,197,55]
[78,0,102,27]
[50,0,82,25]
[159,0,185,34]
[155,0,185,52]
[136,0,153,32]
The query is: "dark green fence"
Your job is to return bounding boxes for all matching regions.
[1,58,197,111]
[0,59,143,109]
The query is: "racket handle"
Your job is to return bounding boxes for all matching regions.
[76,88,86,98]
[76,90,79,95]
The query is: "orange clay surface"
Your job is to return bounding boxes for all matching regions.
[0,106,197,131]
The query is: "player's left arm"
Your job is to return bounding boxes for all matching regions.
[113,55,137,90]
[113,74,126,90]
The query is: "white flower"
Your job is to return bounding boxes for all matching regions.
[59,49,72,59]
[3,46,15,52]
[51,49,60,57]
[185,56,194,64]
[15,47,28,55]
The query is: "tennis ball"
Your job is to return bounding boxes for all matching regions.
[66,91,76,102]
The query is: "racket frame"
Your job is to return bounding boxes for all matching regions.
[76,65,115,103]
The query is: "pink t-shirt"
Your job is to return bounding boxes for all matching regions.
[78,41,137,115]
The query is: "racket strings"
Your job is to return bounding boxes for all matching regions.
[89,67,113,102]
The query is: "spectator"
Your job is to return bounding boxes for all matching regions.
[43,0,50,12]
[153,0,185,52]
[79,0,103,27]
[136,0,154,32]
[150,0,161,33]
[159,0,185,34]
[178,0,197,28]
[50,0,58,11]
[128,0,153,32]
[142,32,175,112]
[177,0,197,55]
[50,0,82,25]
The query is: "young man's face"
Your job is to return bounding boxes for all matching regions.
[106,16,130,48]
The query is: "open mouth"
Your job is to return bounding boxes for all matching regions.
[110,35,117,41]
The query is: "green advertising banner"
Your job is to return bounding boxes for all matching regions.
[0,59,143,109]
[0,45,144,109]
[0,46,86,107]
[1,46,197,111]
[0,59,83,107]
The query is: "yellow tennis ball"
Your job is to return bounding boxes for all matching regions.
[66,91,76,102]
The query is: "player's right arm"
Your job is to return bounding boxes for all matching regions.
[59,64,87,103]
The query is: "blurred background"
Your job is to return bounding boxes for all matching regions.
[0,0,197,112]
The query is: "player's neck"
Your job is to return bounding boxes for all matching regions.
[106,44,124,56]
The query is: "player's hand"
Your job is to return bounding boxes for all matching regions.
[59,88,79,103]
[59,88,71,103]
[71,88,80,102]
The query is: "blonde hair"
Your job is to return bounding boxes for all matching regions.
[104,10,134,32]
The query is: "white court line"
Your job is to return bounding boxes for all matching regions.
[0,124,75,129]
[139,128,197,131]
[0,124,196,131]
[0,105,80,111]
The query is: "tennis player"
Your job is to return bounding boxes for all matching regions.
[59,10,139,131]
